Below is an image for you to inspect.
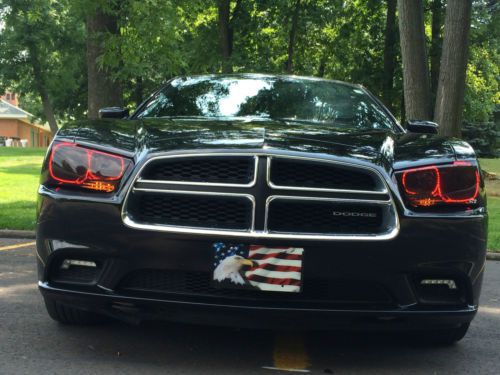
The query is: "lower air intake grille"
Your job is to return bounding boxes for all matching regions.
[128,192,253,230]
[267,199,384,235]
[51,265,99,284]
[117,269,393,306]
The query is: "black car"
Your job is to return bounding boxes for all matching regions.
[36,74,487,344]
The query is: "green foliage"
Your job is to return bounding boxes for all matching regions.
[462,121,498,157]
[463,2,500,123]
[0,0,497,125]
[0,0,87,124]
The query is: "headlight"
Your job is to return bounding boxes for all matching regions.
[47,142,132,193]
[396,161,480,209]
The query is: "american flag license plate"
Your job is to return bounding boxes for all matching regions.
[212,243,304,293]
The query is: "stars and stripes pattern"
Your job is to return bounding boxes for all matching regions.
[212,243,303,293]
[245,245,303,292]
[213,242,247,267]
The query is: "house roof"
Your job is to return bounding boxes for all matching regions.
[0,99,51,132]
[0,99,34,119]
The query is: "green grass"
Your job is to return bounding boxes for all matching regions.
[481,158,500,251]
[0,148,499,250]
[0,148,46,230]
[480,158,500,197]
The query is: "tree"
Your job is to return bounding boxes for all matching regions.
[0,0,86,134]
[1,0,496,131]
[397,0,431,120]
[217,0,232,73]
[382,0,397,111]
[429,0,444,99]
[285,0,301,73]
[86,3,123,119]
[216,0,243,73]
[463,1,500,123]
[434,0,473,137]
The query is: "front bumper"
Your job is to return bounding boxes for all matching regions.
[36,194,487,330]
[39,282,477,330]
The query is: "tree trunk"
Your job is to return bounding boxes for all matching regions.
[217,0,232,73]
[317,53,327,77]
[434,0,472,137]
[27,44,58,135]
[33,67,59,135]
[397,0,431,120]
[286,0,301,74]
[87,9,123,119]
[382,0,397,112]
[133,76,144,106]
[38,86,59,136]
[430,0,444,98]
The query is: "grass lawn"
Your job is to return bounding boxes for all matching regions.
[0,148,46,230]
[481,158,500,251]
[0,147,499,250]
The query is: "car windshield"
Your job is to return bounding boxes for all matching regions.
[134,76,397,132]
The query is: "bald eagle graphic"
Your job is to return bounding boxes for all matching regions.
[213,255,254,285]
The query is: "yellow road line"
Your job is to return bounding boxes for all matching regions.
[0,241,36,252]
[267,332,310,372]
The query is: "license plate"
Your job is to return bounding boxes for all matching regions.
[212,243,304,293]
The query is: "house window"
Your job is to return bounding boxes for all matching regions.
[5,93,10,100]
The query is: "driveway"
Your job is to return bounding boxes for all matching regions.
[1,238,499,374]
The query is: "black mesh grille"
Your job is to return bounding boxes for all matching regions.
[141,156,255,184]
[117,269,393,305]
[267,199,383,234]
[270,158,378,191]
[51,265,99,284]
[128,192,252,230]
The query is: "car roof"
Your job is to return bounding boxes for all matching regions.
[168,73,362,89]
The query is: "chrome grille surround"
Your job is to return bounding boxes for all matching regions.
[122,152,399,240]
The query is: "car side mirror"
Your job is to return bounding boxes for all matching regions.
[98,107,129,119]
[405,120,439,134]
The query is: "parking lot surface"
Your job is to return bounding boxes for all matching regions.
[1,238,499,374]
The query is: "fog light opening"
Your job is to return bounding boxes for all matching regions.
[60,259,97,270]
[420,279,457,290]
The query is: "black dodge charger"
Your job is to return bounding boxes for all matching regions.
[36,74,487,344]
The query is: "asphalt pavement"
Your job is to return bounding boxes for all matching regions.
[1,237,499,374]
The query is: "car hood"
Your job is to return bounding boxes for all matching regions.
[59,118,475,174]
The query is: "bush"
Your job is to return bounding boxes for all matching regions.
[461,121,499,157]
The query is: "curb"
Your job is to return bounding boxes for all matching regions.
[0,229,499,260]
[0,230,36,239]
[487,252,500,261]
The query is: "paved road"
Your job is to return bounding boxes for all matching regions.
[1,238,499,375]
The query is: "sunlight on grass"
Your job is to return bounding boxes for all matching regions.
[480,158,500,197]
[480,159,500,251]
[0,148,46,230]
[487,197,500,251]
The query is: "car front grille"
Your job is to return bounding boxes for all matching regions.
[269,157,379,191]
[140,155,256,185]
[123,153,398,239]
[267,199,384,235]
[51,264,99,284]
[128,191,253,230]
[117,269,394,307]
